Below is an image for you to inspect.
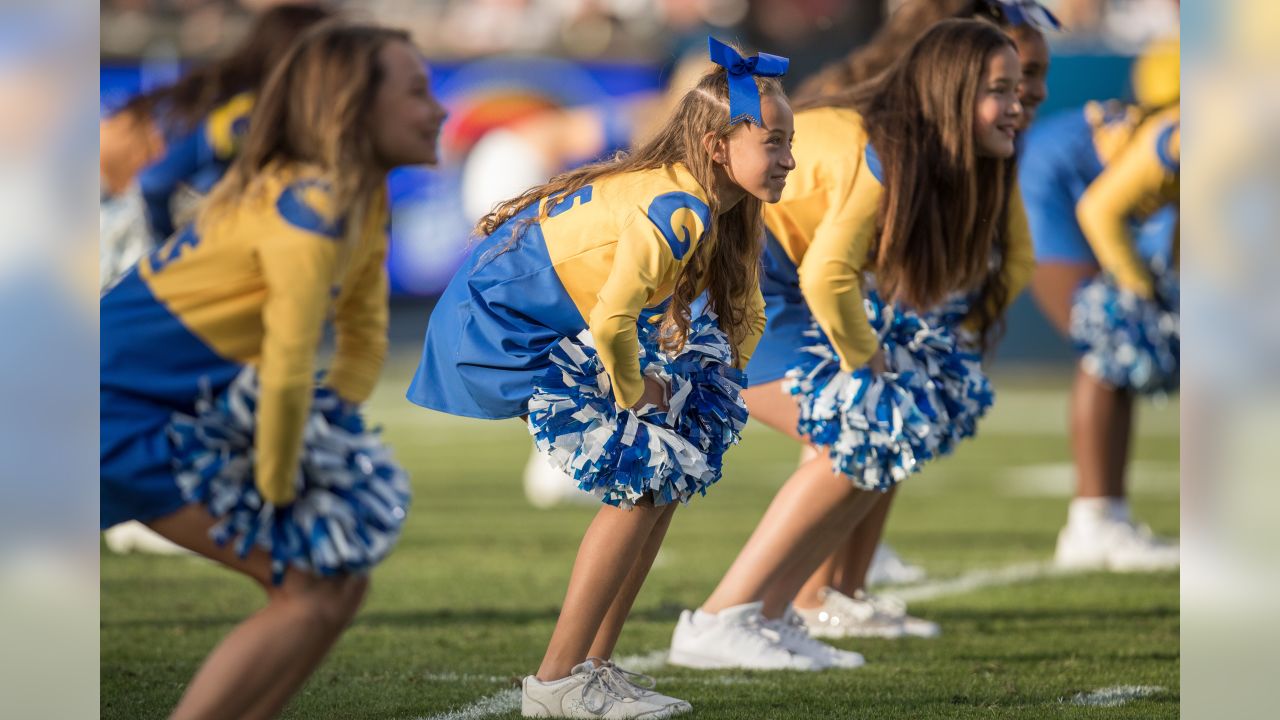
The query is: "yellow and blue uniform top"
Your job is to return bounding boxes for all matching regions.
[101,161,389,510]
[138,92,255,241]
[759,107,1035,374]
[408,163,766,419]
[1019,101,1181,298]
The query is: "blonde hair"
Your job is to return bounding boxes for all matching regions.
[202,21,410,243]
[477,68,786,359]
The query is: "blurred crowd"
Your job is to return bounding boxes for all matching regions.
[102,0,1181,62]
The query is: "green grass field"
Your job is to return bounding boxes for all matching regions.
[101,360,1179,719]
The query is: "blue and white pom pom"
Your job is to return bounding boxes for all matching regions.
[1070,269,1179,395]
[169,369,411,584]
[785,292,994,490]
[528,314,749,509]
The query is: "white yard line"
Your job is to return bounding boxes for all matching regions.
[1068,685,1166,707]
[410,688,520,720]
[398,559,1110,718]
[892,560,1064,604]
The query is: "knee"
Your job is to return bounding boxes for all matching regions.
[271,573,370,630]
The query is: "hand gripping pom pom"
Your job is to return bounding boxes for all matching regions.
[168,369,412,584]
[1071,268,1179,395]
[527,314,749,509]
[784,292,994,490]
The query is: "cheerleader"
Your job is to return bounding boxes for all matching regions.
[668,19,1034,670]
[100,3,332,286]
[1020,39,1181,571]
[100,23,444,719]
[771,0,1057,618]
[407,38,792,718]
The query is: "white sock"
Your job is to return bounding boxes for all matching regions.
[1069,496,1130,527]
[692,608,719,627]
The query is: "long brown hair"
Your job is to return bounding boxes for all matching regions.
[804,19,1017,349]
[477,68,786,359]
[119,4,334,132]
[201,22,411,244]
[793,0,1037,104]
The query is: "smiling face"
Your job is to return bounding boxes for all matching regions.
[369,41,448,169]
[716,93,797,204]
[1010,25,1049,131]
[973,45,1023,158]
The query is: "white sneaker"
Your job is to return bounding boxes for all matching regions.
[102,521,191,555]
[1054,518,1180,572]
[795,587,904,639]
[852,590,941,638]
[767,607,866,669]
[866,543,927,586]
[598,662,690,716]
[795,587,940,639]
[523,450,598,509]
[522,660,676,718]
[668,602,822,671]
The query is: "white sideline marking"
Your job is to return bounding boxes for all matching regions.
[412,688,520,720]
[892,561,1062,604]
[1069,685,1165,707]
[612,649,670,673]
[398,560,1083,718]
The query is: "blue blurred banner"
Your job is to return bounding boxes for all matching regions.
[102,58,664,296]
[102,51,1139,299]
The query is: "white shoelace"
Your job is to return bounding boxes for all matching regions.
[597,661,658,700]
[771,612,834,656]
[577,659,637,715]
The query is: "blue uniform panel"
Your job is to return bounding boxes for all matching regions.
[745,230,813,385]
[407,204,585,419]
[100,259,241,528]
[1020,107,1175,266]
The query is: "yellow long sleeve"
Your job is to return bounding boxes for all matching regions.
[797,158,883,372]
[1077,116,1180,298]
[327,238,389,404]
[589,213,682,409]
[737,283,767,370]
[254,195,346,506]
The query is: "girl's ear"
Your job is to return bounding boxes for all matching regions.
[702,130,729,166]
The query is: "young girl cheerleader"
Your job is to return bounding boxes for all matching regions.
[100,22,446,719]
[1020,39,1181,571]
[407,38,794,719]
[100,3,333,286]
[667,19,1034,670]
[759,0,1058,640]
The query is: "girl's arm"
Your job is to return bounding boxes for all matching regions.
[1076,119,1180,298]
[797,164,882,371]
[591,208,700,409]
[254,181,346,505]
[736,283,768,370]
[1002,182,1037,305]
[326,238,390,404]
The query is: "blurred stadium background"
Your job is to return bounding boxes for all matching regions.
[100,0,1179,363]
[98,2,1184,718]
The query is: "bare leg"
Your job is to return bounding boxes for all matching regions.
[832,486,899,595]
[1029,260,1136,502]
[146,504,369,720]
[587,503,679,661]
[536,500,669,680]
[700,381,880,619]
[1072,367,1134,498]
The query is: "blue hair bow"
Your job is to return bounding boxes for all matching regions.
[986,0,1063,31]
[707,37,790,127]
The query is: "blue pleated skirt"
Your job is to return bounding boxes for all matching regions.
[744,230,814,386]
[407,206,599,419]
